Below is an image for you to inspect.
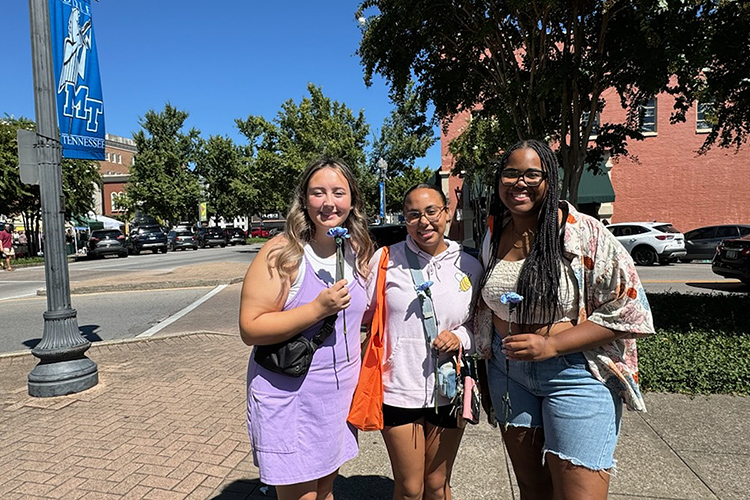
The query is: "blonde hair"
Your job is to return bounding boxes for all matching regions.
[268,157,374,282]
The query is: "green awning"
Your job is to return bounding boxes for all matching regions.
[574,163,615,205]
[70,215,104,231]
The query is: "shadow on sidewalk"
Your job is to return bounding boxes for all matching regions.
[211,475,393,499]
[22,324,103,349]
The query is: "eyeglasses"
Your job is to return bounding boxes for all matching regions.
[404,206,447,225]
[499,168,547,187]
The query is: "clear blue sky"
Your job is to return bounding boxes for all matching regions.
[4,0,440,169]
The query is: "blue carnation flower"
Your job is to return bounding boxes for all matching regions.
[500,292,524,304]
[415,281,434,294]
[326,227,350,239]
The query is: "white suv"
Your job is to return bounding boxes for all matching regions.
[607,222,687,265]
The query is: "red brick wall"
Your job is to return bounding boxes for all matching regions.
[102,181,127,216]
[600,88,750,232]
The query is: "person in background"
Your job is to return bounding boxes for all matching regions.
[239,157,374,500]
[474,139,655,499]
[367,184,483,500]
[1,224,14,271]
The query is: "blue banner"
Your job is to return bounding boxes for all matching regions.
[49,0,105,160]
[379,180,385,219]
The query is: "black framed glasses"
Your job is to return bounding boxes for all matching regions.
[404,205,447,225]
[499,168,547,187]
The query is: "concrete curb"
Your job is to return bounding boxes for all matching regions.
[36,276,245,296]
[0,330,235,360]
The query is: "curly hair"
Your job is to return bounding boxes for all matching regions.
[477,140,563,328]
[268,157,374,283]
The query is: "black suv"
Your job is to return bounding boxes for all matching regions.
[196,227,227,248]
[127,225,168,254]
[86,229,128,258]
[226,228,247,245]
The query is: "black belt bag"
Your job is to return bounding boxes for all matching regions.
[253,314,337,377]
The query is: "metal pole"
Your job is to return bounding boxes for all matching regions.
[27,0,98,397]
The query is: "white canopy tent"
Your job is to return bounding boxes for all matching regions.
[87,213,124,230]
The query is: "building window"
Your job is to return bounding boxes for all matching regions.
[110,191,125,213]
[639,98,657,133]
[117,154,122,164]
[106,152,111,162]
[131,156,136,166]
[581,111,600,138]
[696,102,714,132]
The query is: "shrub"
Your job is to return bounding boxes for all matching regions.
[638,293,750,395]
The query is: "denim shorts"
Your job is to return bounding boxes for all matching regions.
[487,333,622,471]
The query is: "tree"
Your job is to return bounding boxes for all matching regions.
[371,81,437,211]
[677,1,750,151]
[356,0,710,204]
[125,104,201,225]
[1,115,102,254]
[235,84,374,215]
[194,135,253,223]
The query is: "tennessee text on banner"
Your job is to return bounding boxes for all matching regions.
[49,0,105,160]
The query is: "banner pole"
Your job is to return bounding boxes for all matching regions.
[27,0,98,397]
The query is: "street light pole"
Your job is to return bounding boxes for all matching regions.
[27,0,98,397]
[377,157,387,225]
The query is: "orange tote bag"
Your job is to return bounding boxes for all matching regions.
[347,246,389,431]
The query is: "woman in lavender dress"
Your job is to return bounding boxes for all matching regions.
[239,158,373,500]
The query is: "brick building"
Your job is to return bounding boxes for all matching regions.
[441,92,750,239]
[93,133,136,217]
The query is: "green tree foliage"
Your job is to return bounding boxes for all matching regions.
[1,115,101,253]
[194,135,256,223]
[125,104,201,225]
[235,84,373,215]
[356,0,711,204]
[675,1,750,151]
[371,81,437,211]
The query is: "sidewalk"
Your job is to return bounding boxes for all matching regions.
[1,258,748,499]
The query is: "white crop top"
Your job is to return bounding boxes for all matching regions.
[481,258,579,323]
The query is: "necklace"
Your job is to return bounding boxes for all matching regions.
[510,222,535,249]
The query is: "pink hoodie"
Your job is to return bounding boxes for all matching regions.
[366,236,483,409]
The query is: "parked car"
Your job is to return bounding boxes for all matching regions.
[127,225,168,254]
[682,224,750,262]
[607,222,686,265]
[226,228,247,245]
[86,229,128,258]
[167,230,198,251]
[712,234,750,284]
[250,227,270,238]
[369,224,408,248]
[196,227,227,248]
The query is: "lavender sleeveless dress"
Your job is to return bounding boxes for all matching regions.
[246,257,365,486]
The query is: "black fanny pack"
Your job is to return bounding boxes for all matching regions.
[253,314,337,377]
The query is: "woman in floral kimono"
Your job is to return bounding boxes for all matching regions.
[474,140,655,499]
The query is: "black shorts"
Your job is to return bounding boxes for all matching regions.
[382,404,459,429]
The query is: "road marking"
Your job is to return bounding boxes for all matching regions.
[136,284,228,338]
[0,292,39,302]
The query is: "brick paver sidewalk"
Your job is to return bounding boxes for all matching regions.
[0,333,264,500]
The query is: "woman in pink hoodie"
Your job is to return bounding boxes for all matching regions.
[367,184,483,500]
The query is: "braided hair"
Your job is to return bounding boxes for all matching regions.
[477,140,563,328]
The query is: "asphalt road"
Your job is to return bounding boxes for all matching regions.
[0,287,213,354]
[0,244,255,301]
[0,245,255,355]
[1,249,746,356]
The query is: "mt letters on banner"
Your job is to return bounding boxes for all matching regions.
[49,0,105,160]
